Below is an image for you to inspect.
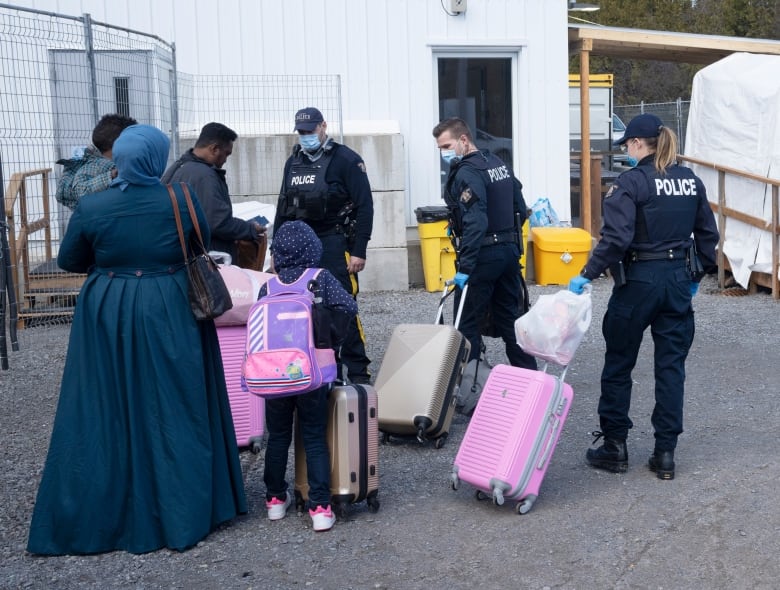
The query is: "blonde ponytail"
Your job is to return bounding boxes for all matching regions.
[647,126,678,174]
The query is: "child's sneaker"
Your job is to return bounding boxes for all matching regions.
[266,491,292,521]
[309,504,336,532]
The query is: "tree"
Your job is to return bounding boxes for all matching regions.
[570,0,779,103]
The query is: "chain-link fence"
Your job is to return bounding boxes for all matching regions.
[0,4,176,328]
[614,99,691,152]
[176,73,342,202]
[1,4,341,332]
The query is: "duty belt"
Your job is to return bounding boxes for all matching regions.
[314,225,344,238]
[481,231,518,247]
[629,249,686,262]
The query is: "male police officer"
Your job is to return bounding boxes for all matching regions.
[432,117,536,374]
[569,113,719,480]
[274,107,374,384]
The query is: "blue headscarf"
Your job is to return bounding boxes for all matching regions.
[110,124,170,191]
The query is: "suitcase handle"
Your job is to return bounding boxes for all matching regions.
[434,280,468,329]
[537,416,562,470]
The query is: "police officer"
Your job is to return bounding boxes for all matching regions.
[432,117,536,372]
[274,107,374,384]
[569,113,719,480]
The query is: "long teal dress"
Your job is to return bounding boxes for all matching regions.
[27,130,247,555]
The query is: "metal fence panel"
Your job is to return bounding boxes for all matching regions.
[614,99,691,152]
[1,4,342,328]
[1,4,175,326]
[175,73,342,202]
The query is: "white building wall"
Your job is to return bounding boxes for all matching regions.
[14,0,573,225]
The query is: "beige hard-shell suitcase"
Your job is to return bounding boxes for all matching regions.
[294,384,380,516]
[373,283,470,448]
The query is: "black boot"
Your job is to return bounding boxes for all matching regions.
[585,431,628,473]
[648,450,675,480]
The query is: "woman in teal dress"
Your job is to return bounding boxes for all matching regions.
[27,124,247,555]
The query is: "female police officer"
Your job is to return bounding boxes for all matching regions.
[569,113,719,480]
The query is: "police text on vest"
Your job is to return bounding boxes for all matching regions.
[655,178,697,196]
[291,175,316,186]
[488,166,510,183]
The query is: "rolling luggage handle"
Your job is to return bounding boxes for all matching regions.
[539,360,569,383]
[434,280,468,329]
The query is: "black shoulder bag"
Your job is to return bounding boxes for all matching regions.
[167,183,233,321]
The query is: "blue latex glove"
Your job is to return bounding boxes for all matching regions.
[453,272,469,290]
[690,282,699,297]
[569,275,591,294]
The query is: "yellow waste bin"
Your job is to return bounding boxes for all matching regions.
[415,206,455,292]
[519,219,529,278]
[416,207,530,291]
[531,227,592,286]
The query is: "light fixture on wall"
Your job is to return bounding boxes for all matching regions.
[444,0,466,15]
[568,1,600,12]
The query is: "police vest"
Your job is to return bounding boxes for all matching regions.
[445,151,515,237]
[281,146,348,224]
[632,164,700,245]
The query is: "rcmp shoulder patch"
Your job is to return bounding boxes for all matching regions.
[357,162,366,173]
[460,187,473,203]
[604,183,617,199]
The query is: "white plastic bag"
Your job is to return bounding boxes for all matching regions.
[514,286,592,365]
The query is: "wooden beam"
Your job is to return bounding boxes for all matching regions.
[579,38,592,235]
[569,25,780,64]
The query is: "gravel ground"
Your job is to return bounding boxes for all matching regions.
[2,273,780,589]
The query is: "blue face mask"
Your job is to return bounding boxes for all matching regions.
[299,133,321,152]
[626,156,639,167]
[441,149,458,165]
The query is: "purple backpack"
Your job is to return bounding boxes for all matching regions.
[241,268,337,397]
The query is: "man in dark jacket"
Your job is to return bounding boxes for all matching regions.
[162,122,264,263]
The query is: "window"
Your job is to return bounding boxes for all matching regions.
[114,77,130,118]
[436,56,515,188]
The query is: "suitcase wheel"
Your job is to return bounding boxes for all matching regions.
[294,490,306,513]
[475,490,489,501]
[379,432,391,445]
[433,434,447,449]
[450,473,459,491]
[367,495,380,513]
[246,436,263,454]
[515,495,536,515]
[334,502,349,519]
[492,489,505,506]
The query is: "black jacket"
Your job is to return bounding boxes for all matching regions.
[162,149,255,261]
[275,140,374,259]
[582,155,719,280]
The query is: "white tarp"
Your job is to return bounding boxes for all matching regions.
[684,52,780,288]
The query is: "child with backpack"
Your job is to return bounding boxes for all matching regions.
[259,220,357,532]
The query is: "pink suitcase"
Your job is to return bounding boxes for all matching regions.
[451,364,573,514]
[217,325,265,453]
